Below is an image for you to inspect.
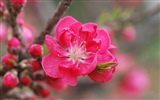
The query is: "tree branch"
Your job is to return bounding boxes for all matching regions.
[6,0,24,47]
[34,0,73,45]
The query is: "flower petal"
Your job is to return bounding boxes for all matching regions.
[79,54,97,75]
[59,61,80,86]
[59,29,75,47]
[88,68,114,83]
[97,29,111,54]
[42,53,66,78]
[82,22,97,39]
[86,38,101,53]
[55,16,78,40]
[45,35,67,55]
[97,50,117,64]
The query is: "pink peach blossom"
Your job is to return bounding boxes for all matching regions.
[116,53,135,74]
[122,26,136,42]
[21,26,35,48]
[42,16,117,86]
[119,67,150,97]
[0,22,8,42]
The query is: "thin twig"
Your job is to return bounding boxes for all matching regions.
[6,0,24,47]
[34,0,73,44]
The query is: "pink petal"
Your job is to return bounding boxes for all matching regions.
[42,53,66,78]
[97,50,117,64]
[109,44,116,49]
[79,54,97,75]
[97,29,111,54]
[82,22,97,39]
[70,22,82,34]
[86,39,101,53]
[59,29,75,47]
[55,16,78,40]
[88,68,114,83]
[45,35,67,55]
[58,61,80,86]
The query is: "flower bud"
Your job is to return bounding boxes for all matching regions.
[2,72,19,88]
[11,0,27,6]
[8,37,20,48]
[29,60,40,72]
[39,88,50,98]
[1,54,16,68]
[29,44,43,58]
[20,75,31,86]
[122,26,136,42]
[7,37,21,55]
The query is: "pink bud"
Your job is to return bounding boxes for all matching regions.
[2,72,19,88]
[8,37,20,48]
[20,75,31,86]
[29,60,40,72]
[29,44,43,58]
[39,88,50,98]
[0,22,8,42]
[11,0,27,5]
[1,54,16,68]
[7,37,21,55]
[122,26,136,42]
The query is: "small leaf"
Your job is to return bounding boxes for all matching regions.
[96,62,118,72]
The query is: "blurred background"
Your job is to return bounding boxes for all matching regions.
[1,0,159,99]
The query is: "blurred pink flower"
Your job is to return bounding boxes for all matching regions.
[122,26,136,42]
[0,22,8,42]
[21,26,35,48]
[42,16,116,86]
[116,53,135,74]
[119,67,150,97]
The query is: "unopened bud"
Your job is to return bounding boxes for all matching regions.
[20,75,31,86]
[29,60,40,72]
[39,87,50,98]
[7,37,21,55]
[29,44,43,58]
[2,72,19,88]
[1,54,16,68]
